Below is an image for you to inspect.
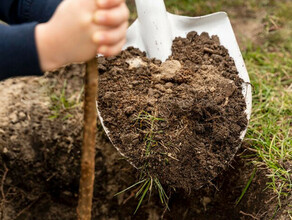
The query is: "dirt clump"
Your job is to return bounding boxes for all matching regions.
[98,31,248,191]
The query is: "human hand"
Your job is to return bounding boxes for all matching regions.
[36,0,129,71]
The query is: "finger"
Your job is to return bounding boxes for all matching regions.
[93,3,129,27]
[92,21,128,45]
[97,38,126,56]
[97,0,125,9]
[96,25,111,31]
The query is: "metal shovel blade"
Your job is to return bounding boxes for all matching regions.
[97,0,252,175]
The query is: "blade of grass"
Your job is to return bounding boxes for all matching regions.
[136,178,150,198]
[154,178,169,210]
[134,179,151,214]
[114,179,147,197]
[235,167,257,206]
[148,177,153,202]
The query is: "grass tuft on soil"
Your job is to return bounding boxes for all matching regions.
[115,173,169,214]
[115,111,170,214]
[134,110,165,156]
[48,80,83,120]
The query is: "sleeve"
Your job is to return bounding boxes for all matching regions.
[0,22,42,80]
[0,0,62,24]
[0,0,62,80]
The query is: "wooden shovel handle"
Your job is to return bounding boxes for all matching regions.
[77,58,98,220]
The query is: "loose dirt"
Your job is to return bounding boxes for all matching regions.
[98,31,248,190]
[0,65,286,219]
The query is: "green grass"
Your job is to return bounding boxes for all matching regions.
[241,0,292,210]
[244,42,292,206]
[135,110,165,156]
[49,80,83,120]
[115,111,169,214]
[115,173,169,214]
[235,168,257,206]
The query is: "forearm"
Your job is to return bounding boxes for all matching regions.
[0,23,42,80]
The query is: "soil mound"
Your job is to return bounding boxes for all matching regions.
[98,31,248,190]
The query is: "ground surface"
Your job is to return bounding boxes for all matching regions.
[0,0,291,219]
[0,65,285,220]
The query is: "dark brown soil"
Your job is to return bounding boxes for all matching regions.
[98,31,248,190]
[0,65,287,219]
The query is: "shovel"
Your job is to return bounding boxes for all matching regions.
[97,0,252,185]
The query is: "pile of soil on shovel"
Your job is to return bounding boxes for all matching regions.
[98,31,248,190]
